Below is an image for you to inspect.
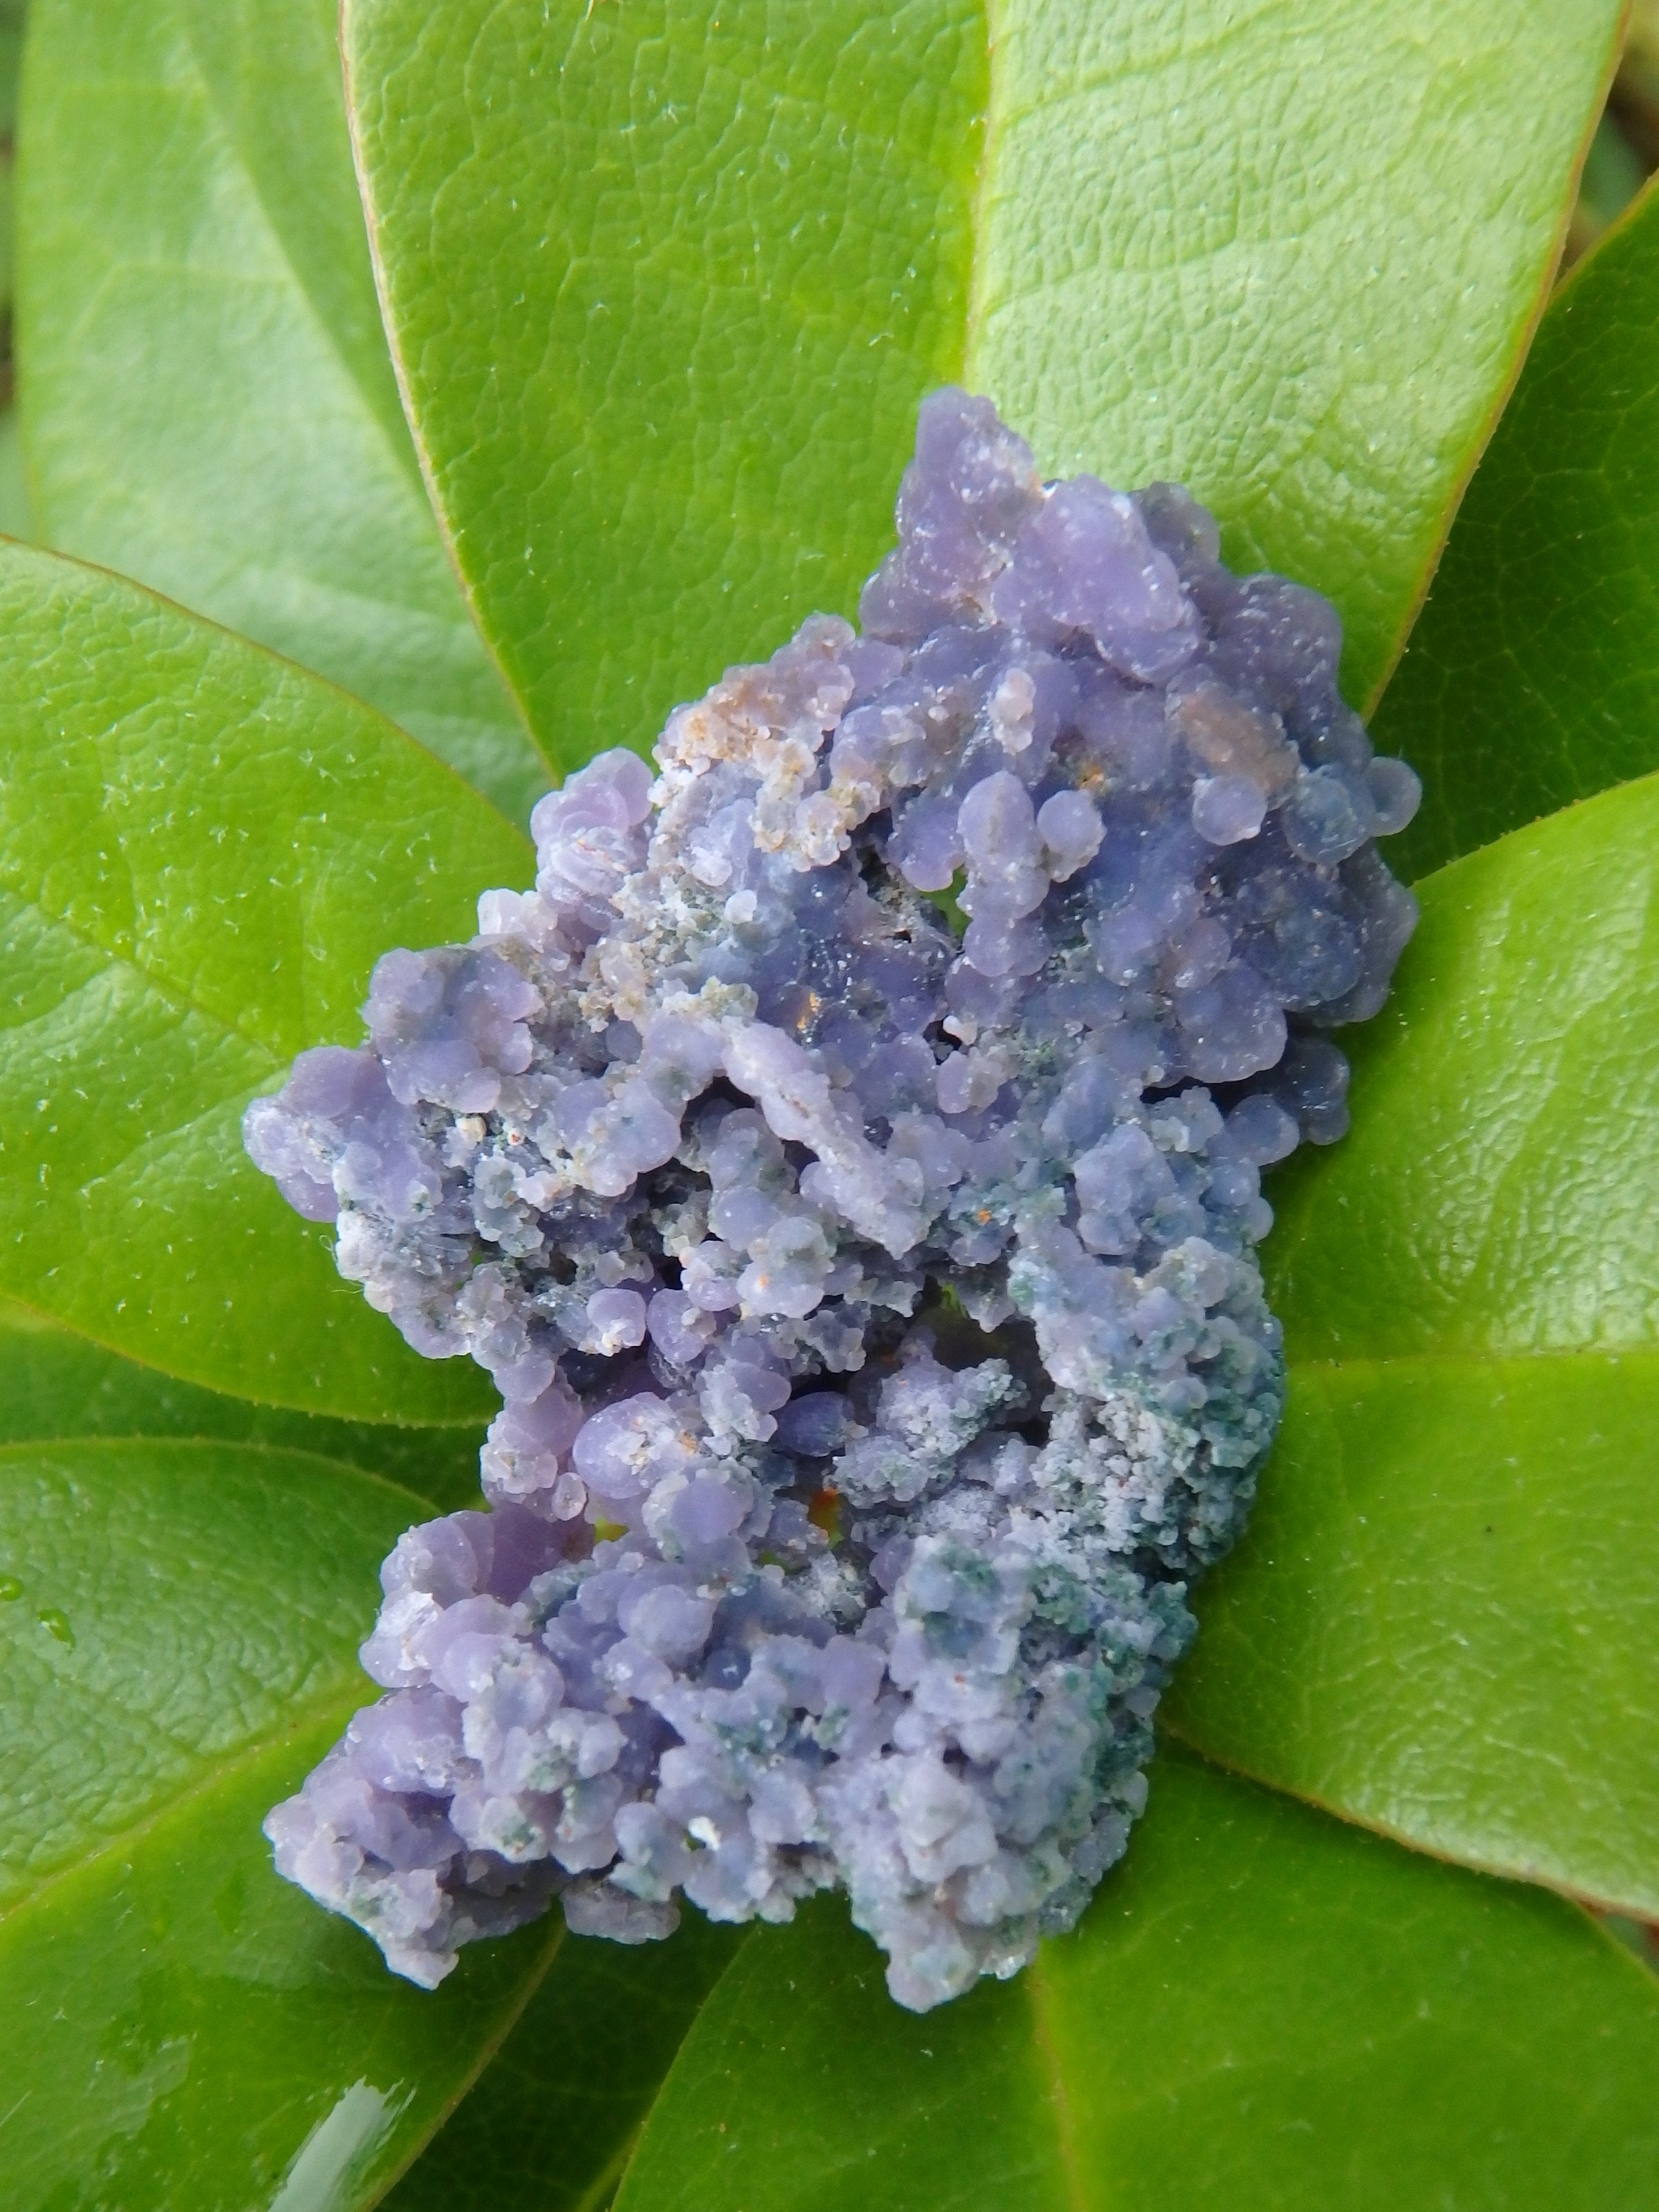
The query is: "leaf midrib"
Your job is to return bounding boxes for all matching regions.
[0,1673,366,1928]
[0,844,331,1080]
[959,0,1004,373]
[0,1432,429,1922]
[956,0,1621,719]
[0,1687,570,2209]
[961,0,1284,373]
[167,8,427,506]
[1024,1957,1087,2212]
[36,42,426,527]
[0,1424,437,1499]
[0,1427,574,2208]
[44,377,489,641]
[1282,1340,1659,1376]
[31,10,540,790]
[0,1286,491,1434]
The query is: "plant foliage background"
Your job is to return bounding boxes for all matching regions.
[0,1,1656,2206]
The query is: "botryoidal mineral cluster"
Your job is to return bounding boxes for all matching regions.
[247,391,1419,2012]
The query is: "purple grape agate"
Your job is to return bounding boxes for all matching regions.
[246,391,1418,2012]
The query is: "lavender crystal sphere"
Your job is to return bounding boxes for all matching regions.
[246,391,1418,2012]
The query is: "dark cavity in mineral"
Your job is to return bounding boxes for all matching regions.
[247,391,1418,2011]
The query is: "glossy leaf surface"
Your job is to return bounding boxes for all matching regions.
[341,0,1618,776]
[0,0,24,543]
[1377,182,1659,879]
[0,1294,487,1510]
[1169,775,1659,1916]
[17,0,547,821]
[964,0,1619,714]
[0,540,525,1421]
[0,1436,556,2210]
[386,1913,745,2212]
[0,1437,415,1900]
[0,0,21,315]
[344,0,986,778]
[1266,776,1659,1367]
[1172,1355,1659,1917]
[615,1750,1659,2212]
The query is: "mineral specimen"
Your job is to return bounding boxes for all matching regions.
[247,390,1419,2012]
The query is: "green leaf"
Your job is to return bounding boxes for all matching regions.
[0,538,527,1422]
[341,0,1618,776]
[1168,772,1659,1917]
[1568,112,1649,256]
[345,0,986,779]
[1171,1356,1659,1918]
[1376,180,1659,879]
[962,0,1620,716]
[614,1747,1659,2212]
[384,1913,746,2212]
[0,1293,489,1511]
[1268,778,1659,1369]
[0,1436,556,2210]
[0,406,32,543]
[16,0,549,822]
[0,1436,407,1904]
[0,0,22,145]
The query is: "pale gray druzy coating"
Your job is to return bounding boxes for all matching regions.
[247,391,1418,2012]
